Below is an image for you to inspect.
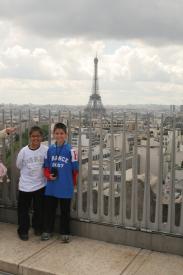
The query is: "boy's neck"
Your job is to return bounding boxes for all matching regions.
[29,144,40,150]
[56,141,65,146]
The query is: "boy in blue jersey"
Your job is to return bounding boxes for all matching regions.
[41,122,78,243]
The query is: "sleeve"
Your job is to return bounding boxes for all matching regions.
[16,149,24,170]
[43,147,50,168]
[71,147,79,171]
[72,170,78,186]
[0,129,7,139]
[44,167,51,180]
[70,147,79,186]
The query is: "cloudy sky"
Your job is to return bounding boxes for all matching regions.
[0,0,183,105]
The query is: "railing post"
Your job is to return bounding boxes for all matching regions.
[68,111,72,145]
[27,109,31,140]
[142,113,150,230]
[1,109,10,206]
[109,113,115,223]
[77,112,83,219]
[38,109,41,125]
[48,110,51,146]
[131,113,138,227]
[19,110,22,149]
[58,110,61,122]
[87,113,93,220]
[168,116,176,233]
[155,114,164,231]
[120,113,126,226]
[10,109,17,206]
[98,114,104,221]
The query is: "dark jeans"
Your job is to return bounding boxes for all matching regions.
[43,196,71,235]
[17,187,45,234]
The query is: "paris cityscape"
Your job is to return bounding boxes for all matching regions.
[1,56,183,223]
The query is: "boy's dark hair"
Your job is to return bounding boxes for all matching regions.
[29,126,43,137]
[53,123,67,133]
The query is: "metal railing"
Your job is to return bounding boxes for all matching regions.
[0,109,183,237]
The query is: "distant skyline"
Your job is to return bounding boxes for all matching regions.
[0,0,183,105]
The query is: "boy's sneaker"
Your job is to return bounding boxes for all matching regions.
[61,235,70,243]
[41,232,51,241]
[34,229,42,236]
[18,232,29,241]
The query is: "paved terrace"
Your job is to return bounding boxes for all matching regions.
[0,223,183,275]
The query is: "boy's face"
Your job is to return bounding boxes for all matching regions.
[53,128,67,145]
[30,131,42,147]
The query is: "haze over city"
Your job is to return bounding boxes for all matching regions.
[0,0,183,106]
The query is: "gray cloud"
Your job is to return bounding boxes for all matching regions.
[0,0,182,44]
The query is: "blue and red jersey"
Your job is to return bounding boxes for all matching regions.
[43,142,79,198]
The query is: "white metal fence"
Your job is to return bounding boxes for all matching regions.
[0,109,183,236]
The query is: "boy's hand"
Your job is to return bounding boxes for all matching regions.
[6,127,16,135]
[49,174,57,181]
[44,168,56,181]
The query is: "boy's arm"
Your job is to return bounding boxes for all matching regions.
[43,149,50,179]
[43,148,56,181]
[72,170,78,186]
[16,149,24,169]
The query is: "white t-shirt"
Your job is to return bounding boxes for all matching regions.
[16,144,48,192]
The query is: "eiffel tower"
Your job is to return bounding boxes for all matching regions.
[84,57,105,117]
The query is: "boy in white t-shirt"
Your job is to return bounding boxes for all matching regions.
[16,126,48,241]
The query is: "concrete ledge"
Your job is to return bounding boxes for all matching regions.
[0,223,57,274]
[1,221,183,275]
[0,258,18,275]
[1,206,183,256]
[19,237,140,275]
[0,206,17,225]
[70,219,183,256]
